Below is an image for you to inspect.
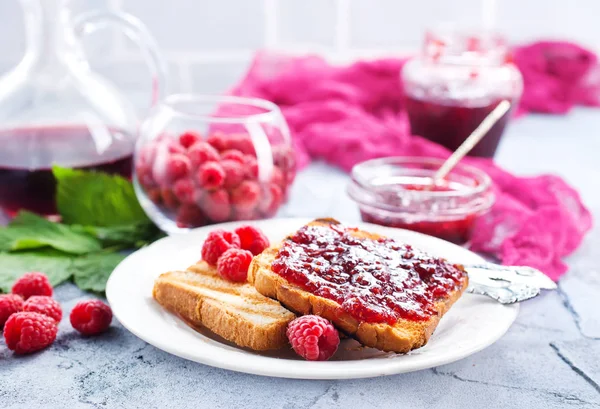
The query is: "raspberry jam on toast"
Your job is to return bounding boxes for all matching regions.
[271,223,467,324]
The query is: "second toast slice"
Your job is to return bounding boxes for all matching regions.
[153,261,296,351]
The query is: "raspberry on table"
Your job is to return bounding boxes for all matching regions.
[217,248,253,282]
[70,300,113,335]
[188,142,220,168]
[231,180,261,212]
[165,153,191,182]
[23,296,62,323]
[197,162,225,190]
[200,189,232,222]
[4,312,58,354]
[220,149,245,164]
[234,225,270,255]
[12,272,53,299]
[179,131,201,148]
[201,229,241,265]
[221,159,245,189]
[286,315,340,361]
[0,294,24,328]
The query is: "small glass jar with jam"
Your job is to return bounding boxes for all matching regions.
[347,157,494,244]
[402,26,523,158]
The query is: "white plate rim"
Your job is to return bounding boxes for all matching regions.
[106,218,519,379]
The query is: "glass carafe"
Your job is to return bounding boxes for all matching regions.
[0,0,167,217]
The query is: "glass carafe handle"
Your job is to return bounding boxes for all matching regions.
[72,10,168,108]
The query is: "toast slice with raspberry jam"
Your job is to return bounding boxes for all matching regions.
[153,261,296,351]
[248,218,468,353]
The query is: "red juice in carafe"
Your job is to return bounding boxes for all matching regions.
[405,96,512,158]
[0,125,134,217]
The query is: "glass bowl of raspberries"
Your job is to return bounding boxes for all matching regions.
[134,94,296,233]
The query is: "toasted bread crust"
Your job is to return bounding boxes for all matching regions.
[248,219,468,353]
[153,263,295,351]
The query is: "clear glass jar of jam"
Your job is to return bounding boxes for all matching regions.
[347,157,494,244]
[402,26,523,158]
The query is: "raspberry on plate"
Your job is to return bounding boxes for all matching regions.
[12,272,53,299]
[4,312,58,354]
[286,315,340,361]
[70,300,113,335]
[217,248,253,282]
[201,229,241,265]
[0,294,24,327]
[23,296,62,323]
[234,225,270,255]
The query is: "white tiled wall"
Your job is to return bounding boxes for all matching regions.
[1,0,600,97]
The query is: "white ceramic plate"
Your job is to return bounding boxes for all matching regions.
[106,218,518,379]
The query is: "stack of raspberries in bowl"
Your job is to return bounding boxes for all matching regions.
[134,130,296,231]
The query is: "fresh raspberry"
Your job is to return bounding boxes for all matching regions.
[188,142,220,168]
[12,272,52,299]
[231,180,261,211]
[243,156,259,180]
[146,188,162,205]
[259,183,284,216]
[221,159,245,189]
[226,134,255,155]
[206,132,228,151]
[201,229,241,265]
[176,205,205,228]
[161,187,180,210]
[167,140,186,154]
[197,162,225,190]
[220,149,245,164]
[70,300,113,335]
[165,153,191,182]
[234,225,270,255]
[138,144,157,167]
[233,208,259,221]
[270,167,284,186]
[200,189,231,222]
[173,178,195,204]
[0,294,23,327]
[286,315,340,361]
[216,248,253,282]
[136,165,156,189]
[179,131,201,149]
[23,296,62,323]
[4,312,58,354]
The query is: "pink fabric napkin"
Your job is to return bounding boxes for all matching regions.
[229,42,596,280]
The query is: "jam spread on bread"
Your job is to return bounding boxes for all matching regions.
[272,224,466,324]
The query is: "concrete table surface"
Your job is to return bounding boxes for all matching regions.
[1,109,599,409]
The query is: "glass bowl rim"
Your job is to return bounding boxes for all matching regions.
[160,94,283,124]
[348,156,494,216]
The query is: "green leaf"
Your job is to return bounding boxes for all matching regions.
[71,252,126,293]
[72,222,164,249]
[53,166,149,227]
[0,212,102,254]
[0,250,75,293]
